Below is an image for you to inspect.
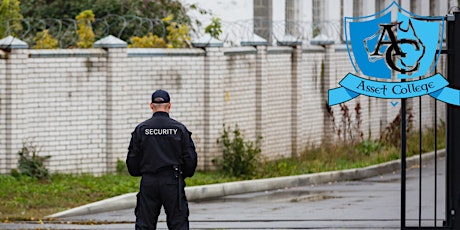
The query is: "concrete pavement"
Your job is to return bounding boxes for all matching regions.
[0,150,446,229]
[46,150,445,219]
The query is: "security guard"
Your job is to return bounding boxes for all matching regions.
[127,89,198,230]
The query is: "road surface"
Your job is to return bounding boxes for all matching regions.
[0,156,446,229]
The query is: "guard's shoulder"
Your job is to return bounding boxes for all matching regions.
[169,118,192,134]
[133,119,151,131]
[136,119,148,128]
[168,117,185,127]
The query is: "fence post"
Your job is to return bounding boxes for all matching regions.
[0,36,29,174]
[321,44,335,144]
[192,35,225,170]
[94,35,128,173]
[446,12,460,229]
[277,36,303,157]
[241,34,268,148]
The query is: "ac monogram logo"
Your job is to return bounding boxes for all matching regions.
[328,1,460,106]
[371,21,420,74]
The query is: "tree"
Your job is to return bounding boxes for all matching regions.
[163,14,191,48]
[19,0,207,46]
[76,10,96,48]
[20,0,193,22]
[0,0,23,38]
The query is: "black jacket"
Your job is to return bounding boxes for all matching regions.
[126,112,197,177]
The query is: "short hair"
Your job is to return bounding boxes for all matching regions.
[153,97,165,103]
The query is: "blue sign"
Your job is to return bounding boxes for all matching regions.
[328,1,460,106]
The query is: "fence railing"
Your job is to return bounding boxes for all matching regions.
[2,16,344,48]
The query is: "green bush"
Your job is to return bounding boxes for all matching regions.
[116,158,128,174]
[356,140,383,156]
[216,124,262,179]
[33,29,59,49]
[205,17,222,39]
[128,32,166,48]
[163,14,191,48]
[76,9,95,48]
[11,141,51,180]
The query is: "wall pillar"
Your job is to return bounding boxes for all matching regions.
[241,34,268,144]
[94,35,127,173]
[291,45,304,156]
[0,49,5,173]
[0,36,29,173]
[277,37,303,157]
[311,38,335,144]
[192,35,225,170]
[326,44,338,143]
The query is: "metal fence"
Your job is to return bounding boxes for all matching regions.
[1,16,344,48]
[219,19,343,46]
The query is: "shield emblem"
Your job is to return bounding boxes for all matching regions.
[345,1,444,79]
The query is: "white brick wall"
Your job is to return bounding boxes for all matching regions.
[25,50,107,174]
[0,43,445,174]
[261,47,294,160]
[223,49,258,143]
[301,46,328,148]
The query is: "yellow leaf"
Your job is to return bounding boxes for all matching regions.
[162,14,174,23]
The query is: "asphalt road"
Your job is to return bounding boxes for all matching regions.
[0,156,446,230]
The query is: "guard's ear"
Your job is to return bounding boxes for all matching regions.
[150,102,154,111]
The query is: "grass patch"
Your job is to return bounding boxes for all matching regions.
[0,174,140,220]
[0,171,239,220]
[258,122,445,179]
[1,123,445,220]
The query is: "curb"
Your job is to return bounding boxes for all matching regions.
[46,150,445,219]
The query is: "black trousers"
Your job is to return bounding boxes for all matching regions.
[135,171,189,230]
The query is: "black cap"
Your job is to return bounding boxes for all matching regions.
[151,89,170,103]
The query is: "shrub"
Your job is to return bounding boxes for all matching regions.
[380,106,414,147]
[163,14,191,48]
[356,140,383,156]
[76,10,95,48]
[216,124,262,179]
[11,141,50,180]
[326,102,364,145]
[33,29,59,49]
[128,32,167,48]
[116,158,128,174]
[205,17,222,39]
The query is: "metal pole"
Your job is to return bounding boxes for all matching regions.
[446,12,460,229]
[419,93,422,227]
[434,99,438,227]
[402,97,407,229]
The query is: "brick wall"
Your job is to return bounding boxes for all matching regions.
[0,37,446,174]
